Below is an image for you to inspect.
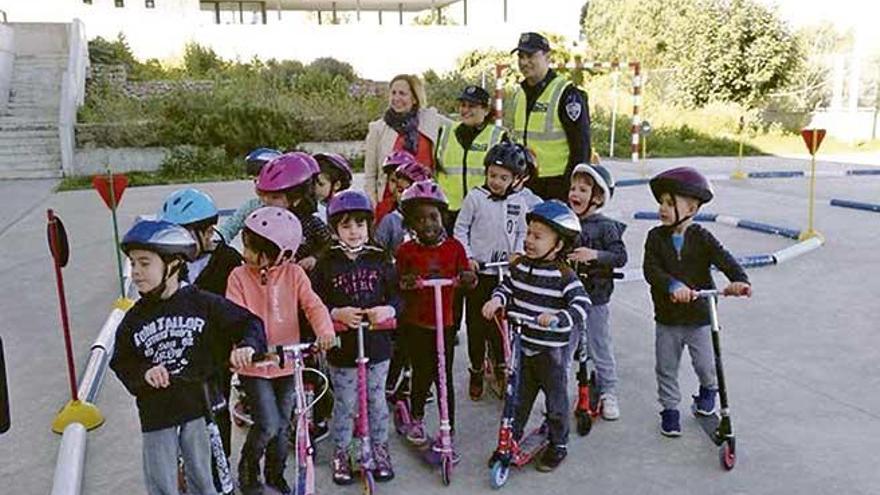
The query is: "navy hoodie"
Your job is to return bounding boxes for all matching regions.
[573,213,628,305]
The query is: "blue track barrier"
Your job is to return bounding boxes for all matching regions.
[830,199,880,213]
[616,178,650,187]
[847,169,880,176]
[735,220,801,240]
[747,170,804,179]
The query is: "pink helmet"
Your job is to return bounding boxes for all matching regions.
[395,161,432,184]
[399,180,448,211]
[244,206,303,263]
[382,150,418,174]
[256,152,317,192]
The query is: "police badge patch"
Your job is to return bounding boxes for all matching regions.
[565,100,582,121]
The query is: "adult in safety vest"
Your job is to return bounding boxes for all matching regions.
[435,85,506,222]
[511,32,592,201]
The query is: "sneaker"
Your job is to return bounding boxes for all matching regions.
[311,420,330,444]
[469,368,484,401]
[430,436,462,465]
[660,409,681,437]
[692,386,717,416]
[373,442,395,482]
[405,418,428,446]
[600,393,620,420]
[535,445,567,472]
[425,387,435,404]
[331,448,354,486]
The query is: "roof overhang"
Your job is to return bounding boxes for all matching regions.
[268,1,461,12]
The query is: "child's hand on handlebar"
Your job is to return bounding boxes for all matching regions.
[144,365,170,389]
[399,273,418,291]
[468,259,480,272]
[482,297,503,320]
[567,247,598,264]
[332,307,364,329]
[366,306,395,325]
[316,332,336,351]
[536,312,558,328]
[459,270,478,289]
[229,346,256,369]
[723,282,752,298]
[670,286,697,304]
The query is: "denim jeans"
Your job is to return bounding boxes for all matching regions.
[513,347,570,447]
[142,417,216,495]
[240,375,296,471]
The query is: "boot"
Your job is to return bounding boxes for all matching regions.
[469,368,484,401]
[264,459,291,495]
[237,455,263,495]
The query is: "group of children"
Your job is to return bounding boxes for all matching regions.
[109,139,751,495]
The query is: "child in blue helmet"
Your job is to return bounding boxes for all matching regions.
[566,163,627,420]
[482,200,591,472]
[158,187,244,484]
[311,190,401,485]
[110,219,266,495]
[643,167,751,437]
[217,147,282,243]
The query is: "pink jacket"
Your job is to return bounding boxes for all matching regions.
[227,263,333,379]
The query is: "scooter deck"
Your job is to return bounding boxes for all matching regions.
[691,405,721,441]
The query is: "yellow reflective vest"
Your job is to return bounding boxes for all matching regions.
[435,122,505,211]
[512,74,571,177]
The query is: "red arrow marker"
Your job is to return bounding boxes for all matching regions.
[800,129,826,156]
[92,174,129,210]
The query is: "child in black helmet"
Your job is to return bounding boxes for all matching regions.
[452,140,532,400]
[566,163,627,420]
[110,220,266,495]
[482,200,591,472]
[643,167,751,437]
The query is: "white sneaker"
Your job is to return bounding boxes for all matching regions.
[600,393,620,420]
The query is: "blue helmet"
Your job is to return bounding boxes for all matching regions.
[526,200,581,242]
[245,147,282,176]
[158,188,218,227]
[121,219,198,261]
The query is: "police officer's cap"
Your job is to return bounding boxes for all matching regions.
[512,32,551,54]
[457,85,490,106]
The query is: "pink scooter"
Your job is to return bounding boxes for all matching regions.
[392,277,457,486]
[333,317,396,494]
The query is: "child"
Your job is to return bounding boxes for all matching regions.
[157,187,244,479]
[313,152,353,223]
[643,167,751,437]
[565,163,627,420]
[376,159,431,255]
[375,150,423,224]
[395,180,476,457]
[217,147,281,243]
[110,219,266,495]
[311,190,401,485]
[226,206,335,495]
[482,200,590,472]
[254,152,333,271]
[453,141,530,400]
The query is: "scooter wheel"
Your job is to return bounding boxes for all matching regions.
[575,410,592,437]
[489,460,509,489]
[441,457,453,486]
[720,439,736,470]
[393,401,410,435]
[361,471,376,495]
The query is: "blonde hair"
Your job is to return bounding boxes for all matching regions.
[389,74,428,111]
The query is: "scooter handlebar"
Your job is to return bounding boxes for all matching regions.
[415,277,457,289]
[332,317,397,332]
[505,310,558,329]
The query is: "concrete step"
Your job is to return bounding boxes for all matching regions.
[0,119,56,129]
[0,128,58,138]
[0,154,61,169]
[0,167,63,180]
[0,141,61,156]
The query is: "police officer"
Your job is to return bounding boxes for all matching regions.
[511,32,591,200]
[435,85,506,224]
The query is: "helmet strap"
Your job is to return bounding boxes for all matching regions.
[139,258,182,302]
[669,193,695,230]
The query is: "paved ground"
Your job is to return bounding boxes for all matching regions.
[1,155,879,494]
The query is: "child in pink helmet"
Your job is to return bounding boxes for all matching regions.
[226,206,335,495]
[375,159,432,255]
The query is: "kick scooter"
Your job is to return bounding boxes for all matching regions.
[480,260,511,399]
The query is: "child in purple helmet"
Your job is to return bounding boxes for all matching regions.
[313,152,354,223]
[395,180,476,458]
[255,152,333,272]
[217,148,282,243]
[375,160,432,255]
[643,167,751,437]
[311,190,401,485]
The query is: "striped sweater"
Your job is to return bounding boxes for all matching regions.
[492,259,591,352]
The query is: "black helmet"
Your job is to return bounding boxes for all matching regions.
[649,167,713,204]
[484,141,528,177]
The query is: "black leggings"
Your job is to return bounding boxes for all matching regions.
[405,325,456,431]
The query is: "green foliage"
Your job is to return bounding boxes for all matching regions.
[422,70,477,115]
[583,0,800,107]
[307,58,357,82]
[88,34,138,69]
[158,146,244,180]
[183,43,227,78]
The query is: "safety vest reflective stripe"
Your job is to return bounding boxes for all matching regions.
[512,75,571,177]
[436,123,504,210]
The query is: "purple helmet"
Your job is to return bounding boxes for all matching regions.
[399,180,448,212]
[256,152,317,192]
[327,190,373,221]
[395,161,432,184]
[382,150,418,174]
[244,206,303,264]
[314,152,353,190]
[649,166,713,204]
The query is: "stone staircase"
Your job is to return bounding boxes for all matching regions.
[0,25,70,179]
